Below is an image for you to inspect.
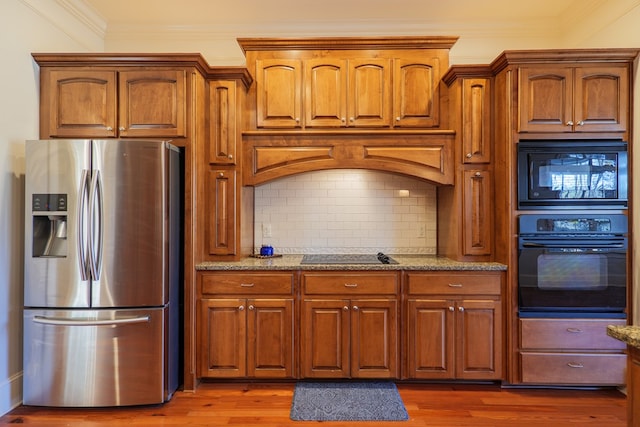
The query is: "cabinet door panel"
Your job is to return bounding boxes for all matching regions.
[207,169,236,255]
[407,299,454,379]
[301,299,350,378]
[393,58,440,127]
[462,169,492,256]
[462,78,491,163]
[45,70,117,138]
[256,59,302,128]
[351,299,398,378]
[304,59,347,127]
[518,67,572,133]
[247,299,294,378]
[198,299,246,377]
[574,66,629,132]
[209,80,237,164]
[456,299,502,379]
[118,70,186,137]
[348,59,391,127]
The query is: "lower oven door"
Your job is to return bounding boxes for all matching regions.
[518,243,627,316]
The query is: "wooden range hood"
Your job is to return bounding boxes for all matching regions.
[238,36,459,186]
[242,130,455,185]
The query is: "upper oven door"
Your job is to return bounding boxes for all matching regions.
[518,243,627,314]
[517,140,628,209]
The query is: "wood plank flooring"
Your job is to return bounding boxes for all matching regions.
[0,382,627,426]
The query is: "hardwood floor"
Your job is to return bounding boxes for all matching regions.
[0,382,627,426]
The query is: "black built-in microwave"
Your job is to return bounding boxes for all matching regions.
[517,140,628,209]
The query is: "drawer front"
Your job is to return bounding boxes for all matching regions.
[406,272,501,295]
[303,272,398,295]
[201,272,294,295]
[520,318,627,350]
[520,352,626,385]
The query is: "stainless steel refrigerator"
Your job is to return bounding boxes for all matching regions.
[23,139,180,407]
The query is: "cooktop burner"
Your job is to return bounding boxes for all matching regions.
[300,253,398,265]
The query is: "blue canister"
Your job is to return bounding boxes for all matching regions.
[260,245,274,256]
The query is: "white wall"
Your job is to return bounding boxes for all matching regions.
[0,0,103,415]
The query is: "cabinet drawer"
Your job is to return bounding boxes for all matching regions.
[520,318,626,350]
[303,272,398,295]
[200,273,294,295]
[406,272,501,295]
[520,352,626,385]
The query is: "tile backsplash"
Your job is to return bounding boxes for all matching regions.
[253,169,437,254]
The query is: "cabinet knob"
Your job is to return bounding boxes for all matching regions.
[238,305,245,311]
[349,117,354,122]
[341,117,346,123]
[449,306,455,311]
[119,126,125,131]
[352,306,359,311]
[248,305,255,311]
[295,118,300,123]
[566,121,574,126]
[219,172,224,177]
[343,306,349,311]
[106,126,113,131]
[466,153,473,158]
[458,306,465,312]
[474,172,482,177]
[228,154,233,159]
[577,120,585,126]
[396,117,401,121]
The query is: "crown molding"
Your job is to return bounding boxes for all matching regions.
[20,0,106,50]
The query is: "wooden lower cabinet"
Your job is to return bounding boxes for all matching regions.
[519,318,626,386]
[405,272,503,380]
[300,272,399,379]
[197,272,295,378]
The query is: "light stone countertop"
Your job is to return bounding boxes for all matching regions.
[607,325,640,349]
[196,254,507,271]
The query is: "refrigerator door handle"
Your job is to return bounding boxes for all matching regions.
[78,169,90,281]
[88,169,104,280]
[32,315,150,326]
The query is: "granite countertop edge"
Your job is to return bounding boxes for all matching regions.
[607,325,640,349]
[196,255,508,271]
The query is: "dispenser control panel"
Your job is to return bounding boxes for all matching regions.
[32,194,67,211]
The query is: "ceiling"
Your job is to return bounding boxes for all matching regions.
[82,0,586,33]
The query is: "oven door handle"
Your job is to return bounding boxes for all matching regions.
[521,242,626,249]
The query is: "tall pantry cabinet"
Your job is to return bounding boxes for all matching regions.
[490,49,639,385]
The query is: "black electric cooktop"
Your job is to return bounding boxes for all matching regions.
[300,253,398,265]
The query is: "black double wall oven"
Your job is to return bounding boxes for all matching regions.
[517,140,629,319]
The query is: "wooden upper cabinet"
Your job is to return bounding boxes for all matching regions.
[41,68,187,138]
[461,78,491,163]
[393,58,440,128]
[518,64,629,133]
[118,70,186,137]
[348,59,392,127]
[304,58,391,128]
[44,70,117,138]
[304,58,347,127]
[209,80,237,164]
[256,59,302,128]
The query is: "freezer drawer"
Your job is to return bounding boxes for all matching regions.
[23,307,171,407]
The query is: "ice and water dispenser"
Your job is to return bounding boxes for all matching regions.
[31,193,67,257]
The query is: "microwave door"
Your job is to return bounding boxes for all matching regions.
[25,139,92,309]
